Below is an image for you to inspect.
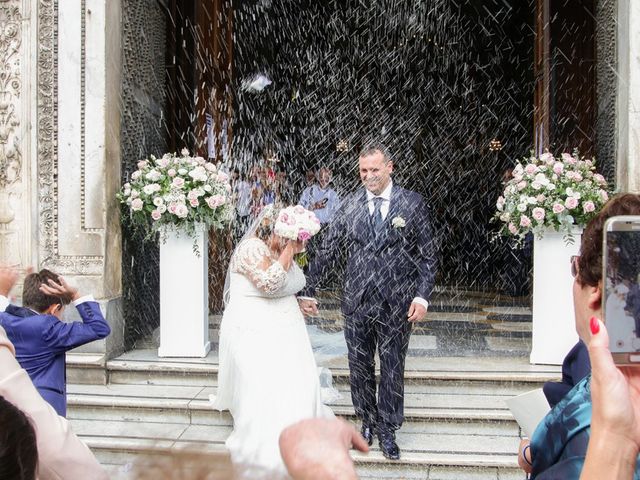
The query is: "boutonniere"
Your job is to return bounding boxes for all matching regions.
[392,216,406,229]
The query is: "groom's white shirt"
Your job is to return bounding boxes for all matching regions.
[366,179,393,219]
[299,180,429,311]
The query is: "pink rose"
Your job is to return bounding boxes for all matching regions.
[552,203,565,214]
[137,160,148,169]
[189,198,199,207]
[525,164,537,175]
[593,173,606,185]
[298,230,312,242]
[532,207,545,221]
[517,181,527,191]
[131,198,144,211]
[583,201,595,213]
[540,152,554,164]
[168,168,177,177]
[151,210,162,221]
[217,172,229,182]
[552,162,564,175]
[600,190,609,202]
[565,197,578,210]
[519,215,531,228]
[536,194,546,203]
[205,162,217,172]
[172,177,185,188]
[508,223,518,235]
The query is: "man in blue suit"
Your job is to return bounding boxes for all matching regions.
[300,143,438,459]
[0,268,111,416]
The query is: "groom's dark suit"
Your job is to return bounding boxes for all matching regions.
[303,183,437,431]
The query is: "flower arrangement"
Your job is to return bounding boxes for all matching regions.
[494,150,610,242]
[117,149,233,238]
[274,205,321,241]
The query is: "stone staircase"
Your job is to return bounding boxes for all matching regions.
[66,350,559,479]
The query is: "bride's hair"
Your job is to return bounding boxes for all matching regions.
[254,203,283,241]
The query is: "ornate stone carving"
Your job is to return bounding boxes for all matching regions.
[0,1,21,266]
[38,0,103,275]
[0,3,21,191]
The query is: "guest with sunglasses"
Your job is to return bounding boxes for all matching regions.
[517,193,640,479]
[541,255,592,408]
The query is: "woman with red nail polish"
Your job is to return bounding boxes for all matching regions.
[517,194,640,479]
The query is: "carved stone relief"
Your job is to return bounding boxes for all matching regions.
[0,1,22,266]
[38,0,104,276]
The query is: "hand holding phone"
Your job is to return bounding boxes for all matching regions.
[603,216,640,364]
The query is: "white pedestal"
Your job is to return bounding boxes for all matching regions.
[530,230,582,365]
[158,224,211,357]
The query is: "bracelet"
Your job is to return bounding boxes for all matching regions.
[522,444,532,467]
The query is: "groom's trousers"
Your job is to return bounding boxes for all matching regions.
[344,286,412,431]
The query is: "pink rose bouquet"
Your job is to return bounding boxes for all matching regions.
[117,149,233,239]
[494,149,610,242]
[274,205,321,241]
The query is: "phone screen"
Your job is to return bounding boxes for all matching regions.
[604,227,640,355]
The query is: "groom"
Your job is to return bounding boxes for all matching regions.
[299,142,437,460]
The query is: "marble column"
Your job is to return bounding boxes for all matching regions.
[30,0,123,360]
[617,0,640,193]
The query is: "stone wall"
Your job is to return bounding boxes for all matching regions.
[120,0,168,348]
[596,0,618,182]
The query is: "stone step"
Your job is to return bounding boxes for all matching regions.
[67,381,535,425]
[72,416,522,479]
[99,351,559,389]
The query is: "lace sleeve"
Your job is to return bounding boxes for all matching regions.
[232,238,288,294]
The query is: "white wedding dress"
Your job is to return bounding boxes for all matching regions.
[211,237,334,479]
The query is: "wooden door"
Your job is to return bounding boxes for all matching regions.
[534,0,596,157]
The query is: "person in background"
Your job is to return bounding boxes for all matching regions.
[233,169,252,238]
[304,169,316,189]
[299,166,340,227]
[0,395,38,480]
[0,268,111,416]
[0,267,109,479]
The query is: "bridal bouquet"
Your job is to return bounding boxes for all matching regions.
[274,205,321,241]
[494,150,610,242]
[117,149,233,237]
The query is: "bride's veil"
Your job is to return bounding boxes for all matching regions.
[223,204,277,306]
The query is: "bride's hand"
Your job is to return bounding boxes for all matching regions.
[298,299,318,317]
[288,239,306,254]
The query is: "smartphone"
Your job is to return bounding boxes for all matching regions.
[603,216,640,364]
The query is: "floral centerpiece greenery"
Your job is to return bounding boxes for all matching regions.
[494,150,610,243]
[117,149,233,239]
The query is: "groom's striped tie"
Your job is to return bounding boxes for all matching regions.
[372,197,384,233]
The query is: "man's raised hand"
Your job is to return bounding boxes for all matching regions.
[0,266,19,297]
[39,275,80,301]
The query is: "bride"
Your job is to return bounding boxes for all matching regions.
[211,204,334,479]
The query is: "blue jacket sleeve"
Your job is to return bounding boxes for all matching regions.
[42,301,111,353]
[414,195,438,300]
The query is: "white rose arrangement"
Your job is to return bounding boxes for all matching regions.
[117,149,233,238]
[274,205,321,241]
[494,150,610,242]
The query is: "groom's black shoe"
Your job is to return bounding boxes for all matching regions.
[360,424,375,446]
[378,430,400,460]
